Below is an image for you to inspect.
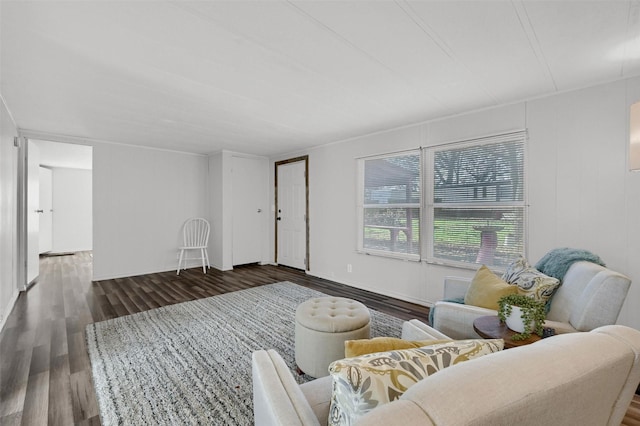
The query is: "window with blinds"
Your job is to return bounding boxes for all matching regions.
[426,132,526,268]
[357,150,421,259]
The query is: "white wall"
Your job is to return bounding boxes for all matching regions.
[308,125,430,305]
[208,151,233,271]
[93,143,209,280]
[208,150,270,270]
[0,97,19,329]
[52,167,92,253]
[208,152,227,270]
[271,77,640,330]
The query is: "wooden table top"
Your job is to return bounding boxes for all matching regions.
[473,315,541,348]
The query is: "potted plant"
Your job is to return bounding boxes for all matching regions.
[497,294,546,341]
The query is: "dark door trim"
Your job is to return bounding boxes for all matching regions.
[274,155,309,270]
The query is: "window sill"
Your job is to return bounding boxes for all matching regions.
[357,249,420,262]
[424,257,506,274]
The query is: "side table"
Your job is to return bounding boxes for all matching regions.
[473,315,541,349]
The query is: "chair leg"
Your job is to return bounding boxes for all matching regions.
[204,249,211,270]
[177,249,184,275]
[201,248,206,274]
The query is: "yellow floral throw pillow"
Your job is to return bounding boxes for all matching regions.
[328,339,504,425]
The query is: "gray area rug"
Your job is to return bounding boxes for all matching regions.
[86,281,404,425]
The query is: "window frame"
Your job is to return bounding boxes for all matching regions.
[424,131,528,269]
[356,149,422,261]
[354,131,527,267]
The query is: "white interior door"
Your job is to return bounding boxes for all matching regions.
[27,141,40,284]
[232,156,267,266]
[38,166,53,254]
[277,160,307,270]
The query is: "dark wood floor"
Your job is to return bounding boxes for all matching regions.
[0,252,638,425]
[0,252,433,425]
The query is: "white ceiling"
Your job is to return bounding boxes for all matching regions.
[2,1,640,157]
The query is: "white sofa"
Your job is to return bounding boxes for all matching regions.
[252,320,640,426]
[432,261,631,339]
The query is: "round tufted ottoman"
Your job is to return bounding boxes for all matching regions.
[295,296,371,378]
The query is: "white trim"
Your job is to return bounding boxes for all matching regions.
[422,256,508,274]
[355,147,421,162]
[19,129,207,157]
[424,147,434,262]
[211,149,269,160]
[0,94,18,127]
[92,264,225,281]
[356,158,365,253]
[16,137,27,291]
[356,249,421,262]
[422,129,527,150]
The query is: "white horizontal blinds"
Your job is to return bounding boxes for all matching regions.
[429,132,526,268]
[361,150,421,259]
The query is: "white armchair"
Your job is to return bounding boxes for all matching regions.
[432,261,631,339]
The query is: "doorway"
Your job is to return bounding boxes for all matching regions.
[21,139,93,287]
[39,166,53,254]
[275,156,309,270]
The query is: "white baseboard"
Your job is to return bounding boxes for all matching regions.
[306,270,434,308]
[93,264,221,281]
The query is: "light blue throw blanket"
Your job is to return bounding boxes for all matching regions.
[534,247,605,281]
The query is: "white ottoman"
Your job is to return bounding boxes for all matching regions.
[295,296,371,378]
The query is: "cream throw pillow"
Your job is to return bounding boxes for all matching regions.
[464,265,518,310]
[328,339,504,426]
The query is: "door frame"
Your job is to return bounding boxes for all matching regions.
[16,134,94,288]
[38,165,53,254]
[16,136,28,290]
[17,138,42,289]
[274,156,309,270]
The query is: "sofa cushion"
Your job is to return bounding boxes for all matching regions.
[344,337,452,358]
[502,255,560,303]
[328,339,504,425]
[464,265,519,310]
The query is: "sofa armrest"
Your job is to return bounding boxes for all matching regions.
[431,301,495,339]
[443,276,472,299]
[402,319,451,340]
[299,376,333,425]
[252,350,321,426]
[356,400,435,426]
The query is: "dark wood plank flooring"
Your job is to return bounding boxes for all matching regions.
[0,252,638,425]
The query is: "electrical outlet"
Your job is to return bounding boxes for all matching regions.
[347,264,352,273]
